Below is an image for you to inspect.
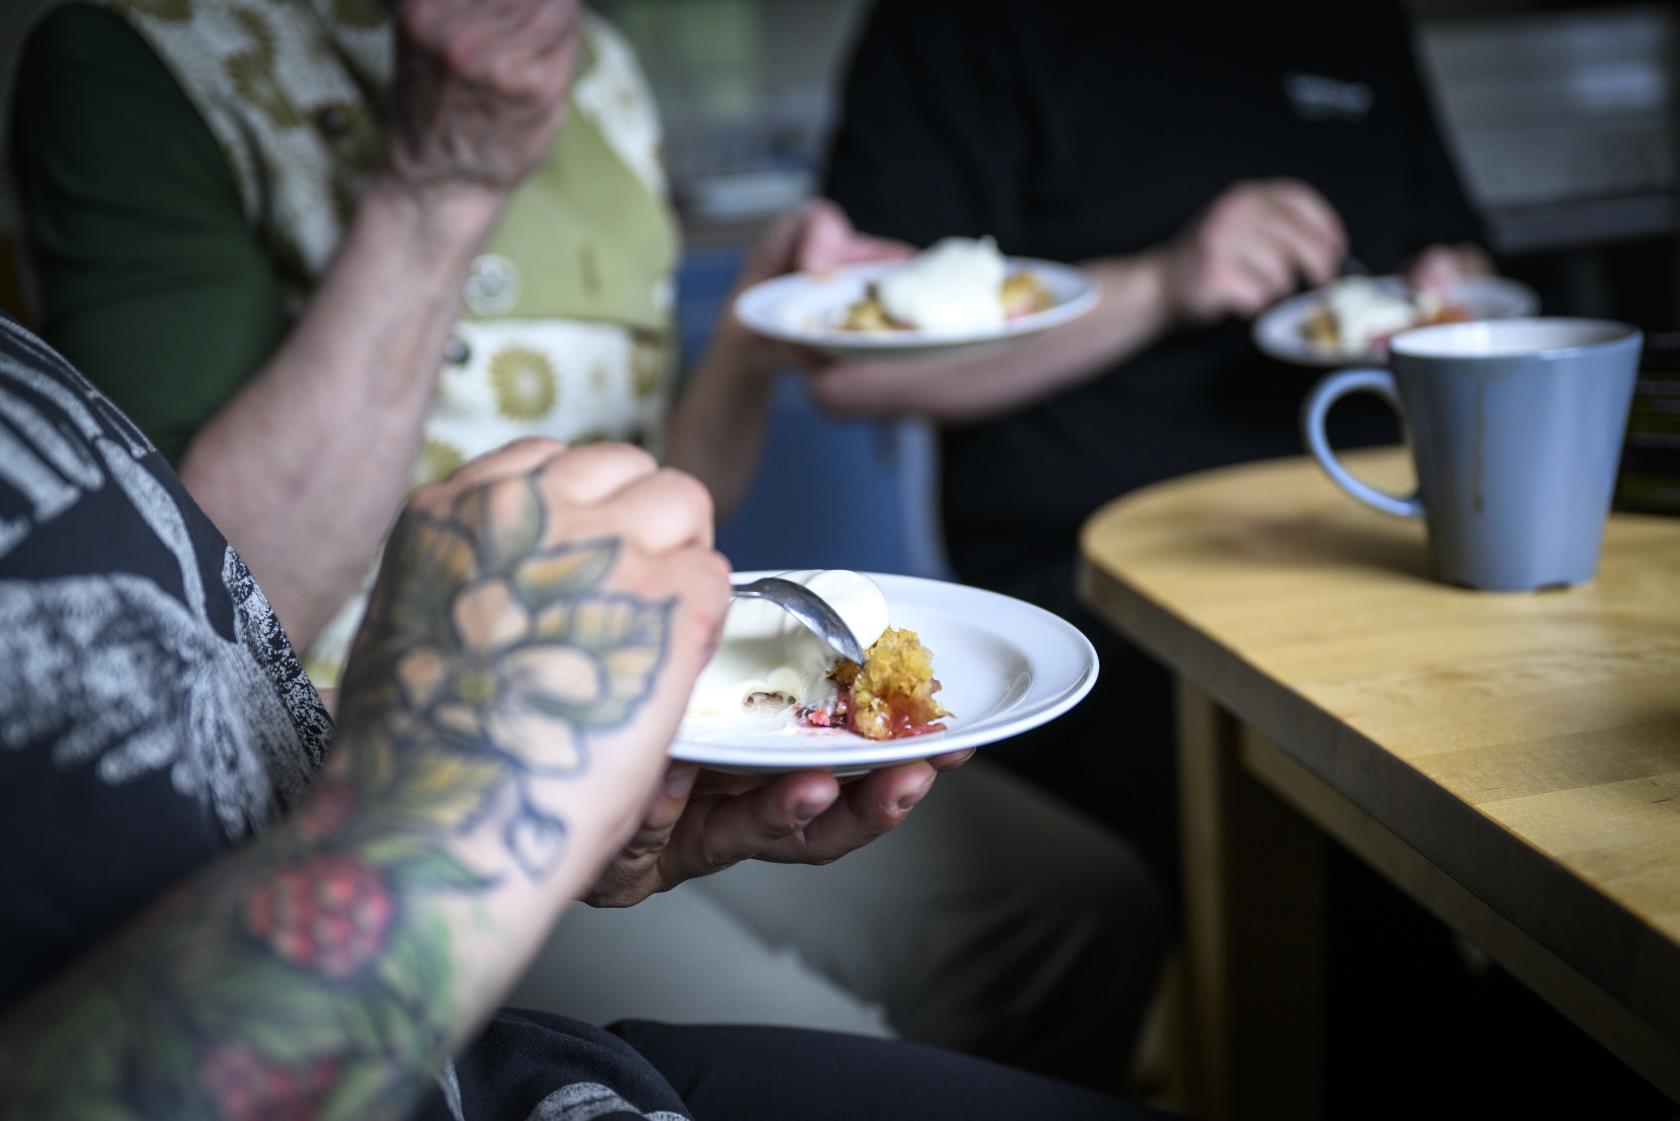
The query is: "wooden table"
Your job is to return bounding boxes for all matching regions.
[1078,449,1680,1120]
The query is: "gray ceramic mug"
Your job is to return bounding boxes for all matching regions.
[1302,318,1642,591]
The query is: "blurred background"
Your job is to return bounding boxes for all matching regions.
[2,0,1676,569]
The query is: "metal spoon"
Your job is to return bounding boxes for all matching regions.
[731,577,867,665]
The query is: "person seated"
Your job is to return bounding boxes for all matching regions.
[0,314,1169,1120]
[10,0,1163,1089]
[816,0,1495,882]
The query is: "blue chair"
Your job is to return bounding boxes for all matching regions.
[677,245,949,579]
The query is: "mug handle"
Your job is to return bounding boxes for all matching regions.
[1301,369,1424,519]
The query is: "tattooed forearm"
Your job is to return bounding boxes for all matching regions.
[0,465,682,1121]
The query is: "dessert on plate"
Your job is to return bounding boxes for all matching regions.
[842,236,1052,333]
[685,569,948,740]
[1301,275,1467,352]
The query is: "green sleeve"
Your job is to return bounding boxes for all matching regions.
[12,4,291,464]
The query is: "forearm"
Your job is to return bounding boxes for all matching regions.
[813,251,1176,423]
[940,252,1177,417]
[177,179,504,650]
[663,324,779,521]
[0,729,632,1121]
[0,453,710,1119]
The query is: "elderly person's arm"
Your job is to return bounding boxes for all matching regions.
[13,0,579,654]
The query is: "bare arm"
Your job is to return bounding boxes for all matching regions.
[179,182,502,649]
[803,181,1353,423]
[662,320,779,523]
[176,0,580,653]
[0,440,728,1121]
[663,200,911,517]
[802,252,1175,424]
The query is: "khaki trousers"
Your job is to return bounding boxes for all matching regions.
[509,763,1165,1092]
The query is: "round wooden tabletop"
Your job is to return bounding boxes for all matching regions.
[1079,447,1680,1057]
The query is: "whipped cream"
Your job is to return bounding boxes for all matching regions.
[875,237,1009,333]
[1322,276,1419,348]
[685,570,890,720]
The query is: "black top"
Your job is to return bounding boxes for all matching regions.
[824,0,1485,592]
[0,317,333,1008]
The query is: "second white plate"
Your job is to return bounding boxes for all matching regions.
[669,573,1099,773]
[734,258,1098,360]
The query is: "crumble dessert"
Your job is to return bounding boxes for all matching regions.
[1301,276,1467,352]
[818,626,948,740]
[686,569,948,741]
[841,236,1053,333]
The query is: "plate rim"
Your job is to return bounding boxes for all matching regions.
[667,571,1100,771]
[733,257,1099,352]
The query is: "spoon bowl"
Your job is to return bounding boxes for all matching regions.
[730,577,868,665]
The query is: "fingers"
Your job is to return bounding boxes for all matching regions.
[927,748,975,773]
[662,772,842,881]
[415,0,576,99]
[593,468,716,553]
[1259,194,1341,289]
[527,19,579,106]
[757,762,937,864]
[595,755,951,904]
[618,762,700,865]
[583,762,701,907]
[1181,178,1350,320]
[510,0,578,58]
[1265,179,1346,260]
[1405,243,1493,292]
[648,543,732,679]
[742,199,912,289]
[537,442,659,503]
[788,199,854,274]
[795,204,915,273]
[446,436,568,486]
[536,446,715,555]
[435,442,716,556]
[804,361,904,419]
[1231,237,1294,302]
[841,234,918,266]
[440,0,527,65]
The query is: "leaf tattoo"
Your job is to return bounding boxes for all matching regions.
[343,470,674,876]
[1,465,676,1119]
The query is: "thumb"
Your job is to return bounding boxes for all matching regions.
[792,199,856,274]
[615,762,700,869]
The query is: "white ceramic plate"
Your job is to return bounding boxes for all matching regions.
[1253,275,1540,367]
[669,573,1099,774]
[733,258,1098,360]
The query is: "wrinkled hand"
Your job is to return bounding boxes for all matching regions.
[339,439,730,871]
[388,0,580,196]
[585,750,975,907]
[1161,179,1346,324]
[1404,243,1495,293]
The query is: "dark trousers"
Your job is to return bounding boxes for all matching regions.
[421,1010,1166,1120]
